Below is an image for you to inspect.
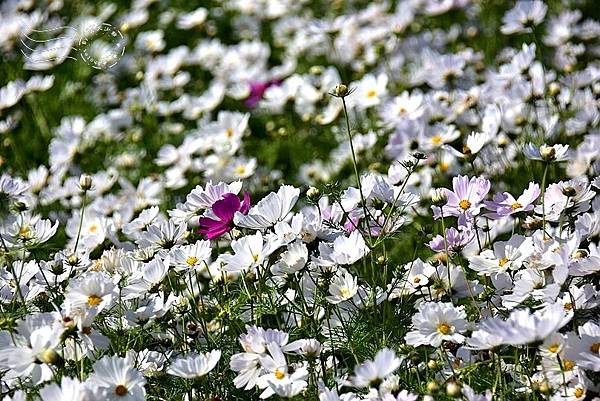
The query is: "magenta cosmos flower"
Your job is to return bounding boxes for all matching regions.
[245,80,281,108]
[433,175,491,224]
[484,182,540,219]
[198,192,251,239]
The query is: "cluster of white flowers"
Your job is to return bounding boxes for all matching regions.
[1,0,600,400]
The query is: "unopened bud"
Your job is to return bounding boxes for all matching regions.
[413,151,427,160]
[37,348,60,364]
[548,82,560,96]
[79,174,93,191]
[540,146,556,161]
[426,381,439,393]
[431,189,448,206]
[66,254,79,266]
[561,186,576,197]
[306,187,320,201]
[427,359,439,370]
[12,201,27,212]
[446,381,461,397]
[333,84,349,97]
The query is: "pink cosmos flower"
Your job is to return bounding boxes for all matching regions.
[198,192,251,239]
[433,175,491,225]
[428,226,475,254]
[245,80,281,108]
[484,182,540,219]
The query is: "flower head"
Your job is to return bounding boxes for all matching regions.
[199,192,251,239]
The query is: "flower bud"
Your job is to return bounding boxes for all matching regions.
[427,359,439,370]
[66,254,79,266]
[79,174,93,191]
[561,186,576,197]
[37,348,60,364]
[333,84,349,97]
[413,151,427,160]
[426,381,439,393]
[306,187,320,201]
[540,146,556,161]
[548,82,560,96]
[446,381,461,397]
[431,189,448,206]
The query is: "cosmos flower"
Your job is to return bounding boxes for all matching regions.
[199,192,251,239]
[428,226,475,254]
[524,143,570,162]
[326,269,359,304]
[245,80,282,108]
[234,185,300,230]
[405,302,468,347]
[167,350,221,379]
[432,175,491,224]
[501,0,548,34]
[350,348,402,388]
[87,356,146,401]
[484,182,540,219]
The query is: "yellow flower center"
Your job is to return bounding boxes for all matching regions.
[339,287,351,298]
[89,224,98,234]
[87,294,103,307]
[548,343,560,353]
[459,199,471,210]
[19,225,31,239]
[437,323,451,335]
[431,135,443,145]
[590,342,600,353]
[235,165,246,175]
[511,202,522,210]
[498,258,509,267]
[186,256,198,266]
[564,302,573,311]
[367,90,377,98]
[562,359,575,370]
[440,162,449,172]
[115,384,128,396]
[226,128,234,138]
[413,276,421,283]
[252,254,259,262]
[574,388,584,398]
[274,368,285,380]
[462,145,472,155]
[398,106,407,114]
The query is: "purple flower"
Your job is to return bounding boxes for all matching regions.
[245,80,281,108]
[484,182,540,219]
[433,175,490,225]
[428,226,475,254]
[198,192,251,239]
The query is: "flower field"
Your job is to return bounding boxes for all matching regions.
[1,0,600,400]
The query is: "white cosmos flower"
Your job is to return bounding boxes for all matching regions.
[86,356,146,401]
[65,272,115,312]
[326,269,358,304]
[501,0,548,34]
[524,143,570,162]
[351,348,402,388]
[470,303,571,346]
[234,185,300,230]
[122,256,170,299]
[314,230,370,267]
[468,234,534,275]
[40,377,88,401]
[0,314,64,385]
[405,302,468,347]
[167,350,221,379]
[169,240,212,271]
[220,232,279,272]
